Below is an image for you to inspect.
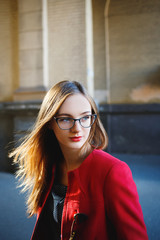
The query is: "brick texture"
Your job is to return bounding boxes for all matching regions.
[108,0,160,103]
[48,0,87,88]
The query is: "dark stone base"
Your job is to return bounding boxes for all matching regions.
[0,102,160,172]
[99,104,160,154]
[0,101,40,172]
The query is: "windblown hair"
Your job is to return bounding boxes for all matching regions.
[9,80,108,216]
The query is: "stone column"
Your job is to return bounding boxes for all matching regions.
[47,0,95,96]
[14,0,46,101]
[0,0,18,101]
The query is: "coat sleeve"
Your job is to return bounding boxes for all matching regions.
[104,161,148,240]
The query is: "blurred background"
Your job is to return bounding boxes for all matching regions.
[0,0,160,239]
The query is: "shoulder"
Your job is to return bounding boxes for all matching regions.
[91,149,127,169]
[89,149,131,179]
[76,149,131,186]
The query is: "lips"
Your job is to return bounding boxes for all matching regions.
[70,136,82,142]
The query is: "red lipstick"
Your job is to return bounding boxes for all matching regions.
[70,136,82,142]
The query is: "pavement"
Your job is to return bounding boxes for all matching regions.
[0,172,36,240]
[0,153,160,240]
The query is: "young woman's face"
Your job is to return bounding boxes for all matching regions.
[52,93,92,151]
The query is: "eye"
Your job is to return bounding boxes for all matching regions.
[59,117,71,123]
[81,115,90,122]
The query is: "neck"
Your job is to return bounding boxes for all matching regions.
[61,148,83,171]
[60,143,92,171]
[56,144,92,186]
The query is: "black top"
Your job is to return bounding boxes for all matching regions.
[49,182,67,239]
[52,183,67,224]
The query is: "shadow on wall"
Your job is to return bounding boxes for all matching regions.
[130,66,160,102]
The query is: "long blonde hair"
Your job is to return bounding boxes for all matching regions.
[9,80,108,216]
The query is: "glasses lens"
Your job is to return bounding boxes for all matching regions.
[56,114,96,130]
[80,115,96,128]
[57,118,74,130]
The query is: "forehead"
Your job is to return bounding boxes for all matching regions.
[58,94,91,115]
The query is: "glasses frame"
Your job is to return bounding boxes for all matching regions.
[54,114,97,130]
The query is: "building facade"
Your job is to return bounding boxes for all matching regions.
[0,0,160,171]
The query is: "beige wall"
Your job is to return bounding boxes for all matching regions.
[0,0,160,104]
[92,0,107,103]
[18,0,43,89]
[0,0,18,101]
[107,0,160,103]
[48,0,87,88]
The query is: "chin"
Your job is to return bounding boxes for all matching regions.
[69,142,85,150]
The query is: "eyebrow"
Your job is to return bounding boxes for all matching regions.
[57,111,92,117]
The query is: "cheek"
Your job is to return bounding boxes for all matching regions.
[54,129,63,140]
[84,128,91,139]
[52,123,63,141]
[54,131,67,147]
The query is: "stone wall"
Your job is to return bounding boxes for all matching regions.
[1,102,160,172]
[0,102,39,172]
[48,0,87,88]
[107,0,160,103]
[92,0,108,102]
[100,103,160,154]
[0,0,18,101]
[18,0,43,87]
[1,0,160,103]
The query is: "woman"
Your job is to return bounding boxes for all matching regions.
[10,80,148,239]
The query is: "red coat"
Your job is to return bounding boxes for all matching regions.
[31,149,148,240]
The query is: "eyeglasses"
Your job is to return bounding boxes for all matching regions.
[54,114,97,130]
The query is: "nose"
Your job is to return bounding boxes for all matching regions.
[71,119,81,132]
